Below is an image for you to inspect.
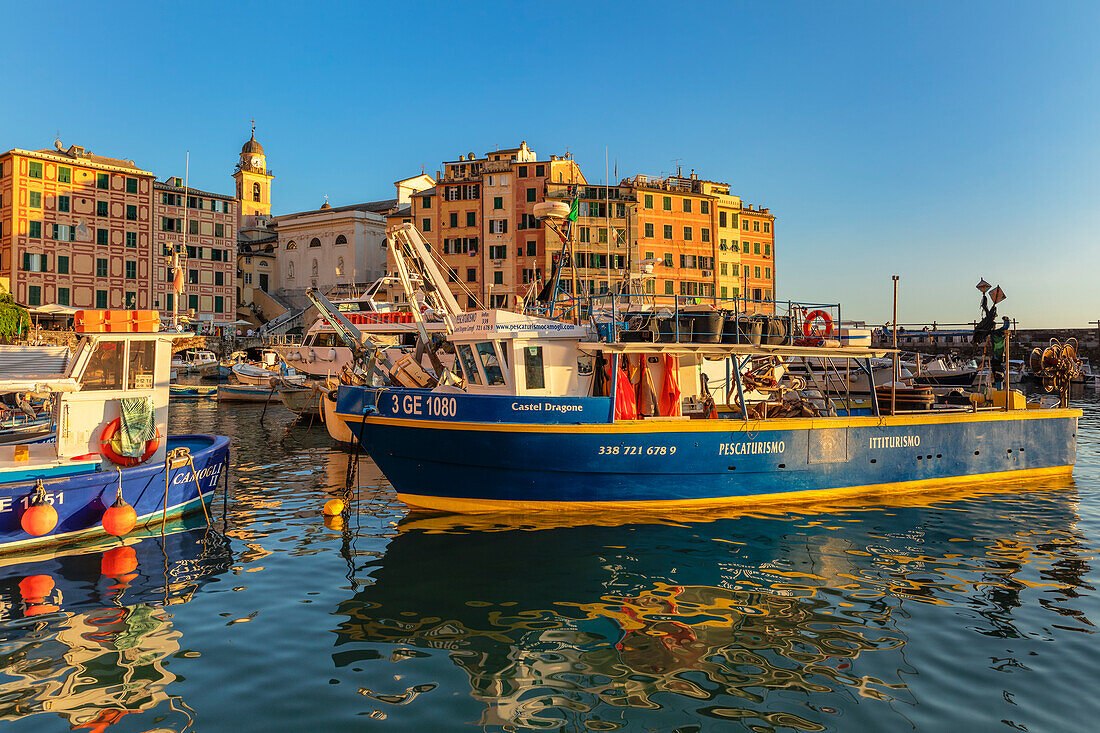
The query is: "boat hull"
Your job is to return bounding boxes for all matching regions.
[337,387,1078,512]
[217,385,276,403]
[0,435,229,552]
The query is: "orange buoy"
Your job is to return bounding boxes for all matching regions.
[323,498,345,516]
[102,496,137,537]
[21,500,58,536]
[101,546,138,578]
[18,574,55,602]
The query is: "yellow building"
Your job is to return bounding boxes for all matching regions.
[233,127,273,231]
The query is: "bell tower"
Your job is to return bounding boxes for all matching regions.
[233,122,274,231]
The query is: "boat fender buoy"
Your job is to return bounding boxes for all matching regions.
[308,349,316,363]
[21,496,58,536]
[102,495,137,537]
[802,310,834,339]
[323,498,345,516]
[99,418,160,467]
[101,546,138,578]
[328,348,337,362]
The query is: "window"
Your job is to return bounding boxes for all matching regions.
[466,212,476,227]
[493,196,503,209]
[215,296,223,313]
[57,287,69,306]
[95,290,107,308]
[422,196,431,209]
[523,346,545,389]
[701,201,710,214]
[125,261,136,279]
[763,222,770,233]
[188,219,199,235]
[663,224,673,240]
[27,285,41,306]
[309,237,321,248]
[489,244,507,259]
[166,293,174,310]
[732,263,739,276]
[188,294,199,311]
[244,272,253,285]
[664,280,673,295]
[457,344,481,385]
[58,195,70,212]
[123,177,137,194]
[701,228,710,242]
[96,200,107,216]
[215,271,225,287]
[753,220,760,232]
[286,240,296,250]
[518,165,527,178]
[742,219,750,230]
[535,164,545,177]
[475,342,505,385]
[579,227,590,243]
[754,242,761,255]
[53,224,73,241]
[252,182,261,202]
[661,196,671,211]
[96,173,109,189]
[29,191,41,208]
[57,166,71,183]
[683,226,692,241]
[526,240,536,256]
[58,255,69,274]
[493,271,504,285]
[448,213,458,228]
[598,227,608,244]
[96,258,108,277]
[526,187,536,202]
[466,267,477,282]
[28,161,43,179]
[22,253,47,272]
[731,240,740,252]
[97,228,108,246]
[754,266,762,278]
[447,267,458,282]
[765,267,772,279]
[764,243,771,257]
[663,252,673,268]
[29,221,41,238]
[644,194,653,209]
[125,231,136,248]
[644,223,654,238]
[683,199,692,213]
[489,219,508,234]
[422,218,431,232]
[215,223,225,237]
[126,204,137,220]
[720,262,727,275]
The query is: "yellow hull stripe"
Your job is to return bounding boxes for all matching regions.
[396,464,1074,513]
[341,407,1081,434]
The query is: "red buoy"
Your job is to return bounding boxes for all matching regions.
[18,574,55,602]
[101,546,138,578]
[102,496,137,537]
[21,501,58,536]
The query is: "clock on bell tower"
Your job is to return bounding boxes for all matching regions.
[233,122,274,232]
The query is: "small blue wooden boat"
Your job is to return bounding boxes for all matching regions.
[170,384,217,399]
[217,383,276,403]
[0,312,230,552]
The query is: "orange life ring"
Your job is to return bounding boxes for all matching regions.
[802,310,834,339]
[99,418,160,467]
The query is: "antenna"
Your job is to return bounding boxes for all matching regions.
[672,158,683,176]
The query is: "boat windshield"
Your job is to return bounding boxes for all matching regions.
[83,340,124,390]
[475,342,505,386]
[456,344,481,385]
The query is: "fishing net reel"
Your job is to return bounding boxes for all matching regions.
[1028,338,1081,404]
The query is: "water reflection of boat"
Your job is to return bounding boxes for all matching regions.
[330,480,1087,730]
[0,522,232,728]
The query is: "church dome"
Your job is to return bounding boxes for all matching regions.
[241,133,264,156]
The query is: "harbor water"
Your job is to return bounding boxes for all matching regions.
[2,396,1099,731]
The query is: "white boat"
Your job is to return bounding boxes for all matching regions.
[230,362,279,386]
[170,349,218,375]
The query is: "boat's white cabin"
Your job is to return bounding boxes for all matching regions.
[444,310,593,397]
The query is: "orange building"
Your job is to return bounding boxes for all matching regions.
[153,178,236,323]
[0,142,155,309]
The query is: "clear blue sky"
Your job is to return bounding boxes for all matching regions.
[2,1,1098,328]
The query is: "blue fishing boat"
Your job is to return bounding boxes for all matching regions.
[328,225,1080,514]
[0,312,229,552]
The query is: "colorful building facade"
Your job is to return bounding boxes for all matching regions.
[0,143,155,310]
[152,178,236,323]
